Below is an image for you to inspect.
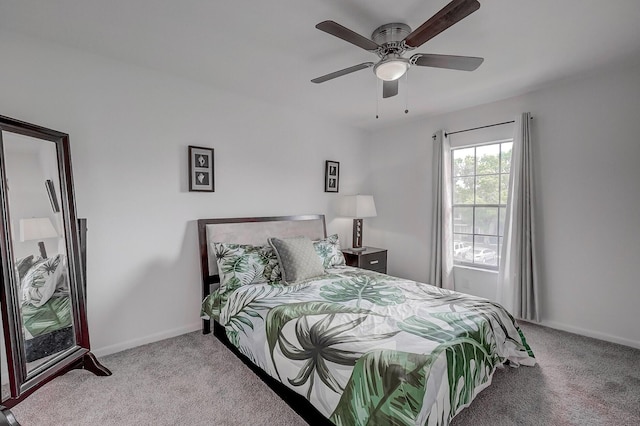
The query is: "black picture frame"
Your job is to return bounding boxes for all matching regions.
[324,160,339,193]
[189,146,215,192]
[45,179,60,213]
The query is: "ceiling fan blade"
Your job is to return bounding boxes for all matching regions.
[404,0,480,48]
[411,54,484,71]
[316,20,380,51]
[382,80,399,98]
[311,62,374,84]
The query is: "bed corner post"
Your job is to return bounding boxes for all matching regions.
[198,219,213,335]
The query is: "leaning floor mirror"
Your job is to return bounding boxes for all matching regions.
[0,115,110,424]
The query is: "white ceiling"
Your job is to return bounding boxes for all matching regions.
[2,0,640,129]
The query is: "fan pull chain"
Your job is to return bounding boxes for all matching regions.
[404,72,409,114]
[376,78,380,119]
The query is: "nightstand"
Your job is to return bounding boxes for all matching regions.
[341,247,387,274]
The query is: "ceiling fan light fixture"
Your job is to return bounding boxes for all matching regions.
[374,58,409,81]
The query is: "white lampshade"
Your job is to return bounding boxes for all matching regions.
[19,217,58,242]
[339,195,377,218]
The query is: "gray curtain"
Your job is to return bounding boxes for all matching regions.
[498,112,539,321]
[429,130,455,290]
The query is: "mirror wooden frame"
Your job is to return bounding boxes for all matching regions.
[0,115,110,421]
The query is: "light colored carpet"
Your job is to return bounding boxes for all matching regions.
[10,322,640,425]
[451,322,640,426]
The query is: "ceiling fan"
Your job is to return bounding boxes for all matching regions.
[311,0,484,99]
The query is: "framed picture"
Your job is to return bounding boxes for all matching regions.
[189,146,215,192]
[324,160,339,193]
[45,179,60,213]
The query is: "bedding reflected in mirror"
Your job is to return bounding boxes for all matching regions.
[2,131,76,374]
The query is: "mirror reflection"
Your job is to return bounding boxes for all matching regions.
[2,131,76,373]
[1,305,9,401]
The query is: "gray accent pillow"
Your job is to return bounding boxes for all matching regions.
[16,255,37,281]
[268,236,325,284]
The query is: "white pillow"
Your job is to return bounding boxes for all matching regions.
[22,255,66,307]
[313,234,346,268]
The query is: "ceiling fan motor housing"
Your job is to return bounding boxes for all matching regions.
[371,23,411,45]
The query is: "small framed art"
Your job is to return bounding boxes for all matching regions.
[189,146,215,192]
[324,160,339,193]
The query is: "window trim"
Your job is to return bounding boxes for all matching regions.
[451,138,513,271]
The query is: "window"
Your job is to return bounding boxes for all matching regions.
[451,140,512,269]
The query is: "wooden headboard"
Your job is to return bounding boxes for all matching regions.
[197,214,326,333]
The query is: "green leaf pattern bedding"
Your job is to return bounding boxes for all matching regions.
[215,267,535,425]
[21,296,72,338]
[17,254,72,339]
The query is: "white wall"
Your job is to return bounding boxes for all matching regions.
[0,31,369,356]
[3,138,62,260]
[366,59,640,349]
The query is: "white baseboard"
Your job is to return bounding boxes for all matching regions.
[92,322,202,358]
[537,320,640,350]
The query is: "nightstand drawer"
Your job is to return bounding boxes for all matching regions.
[341,247,387,274]
[359,251,386,269]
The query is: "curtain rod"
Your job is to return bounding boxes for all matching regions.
[445,120,513,137]
[444,116,533,137]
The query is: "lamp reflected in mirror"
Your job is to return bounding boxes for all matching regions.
[19,217,58,259]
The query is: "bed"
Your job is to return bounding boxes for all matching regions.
[16,253,74,363]
[198,215,535,425]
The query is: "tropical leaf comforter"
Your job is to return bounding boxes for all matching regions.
[210,267,535,425]
[22,295,72,339]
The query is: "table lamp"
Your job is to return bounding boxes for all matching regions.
[19,217,58,259]
[339,195,377,251]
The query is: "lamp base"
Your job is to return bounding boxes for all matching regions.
[37,241,48,259]
[352,218,363,249]
[350,246,366,252]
